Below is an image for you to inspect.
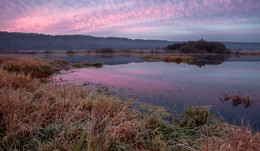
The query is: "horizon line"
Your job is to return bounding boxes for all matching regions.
[1,30,260,44]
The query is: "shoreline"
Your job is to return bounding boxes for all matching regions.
[1,49,260,56]
[0,56,259,150]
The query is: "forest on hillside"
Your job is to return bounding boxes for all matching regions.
[1,31,260,51]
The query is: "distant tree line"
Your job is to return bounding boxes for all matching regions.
[1,31,259,51]
[164,40,231,54]
[0,31,171,50]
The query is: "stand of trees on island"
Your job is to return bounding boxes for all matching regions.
[164,40,231,54]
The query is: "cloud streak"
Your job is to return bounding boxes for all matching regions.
[1,0,260,41]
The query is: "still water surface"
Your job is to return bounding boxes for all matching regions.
[51,54,260,129]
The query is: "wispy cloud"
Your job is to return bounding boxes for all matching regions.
[1,0,260,41]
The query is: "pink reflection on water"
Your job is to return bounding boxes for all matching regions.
[53,62,260,108]
[52,62,260,129]
[55,67,171,92]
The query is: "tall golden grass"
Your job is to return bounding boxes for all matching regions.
[191,119,260,151]
[207,122,260,150]
[0,56,259,150]
[0,68,154,150]
[0,57,56,78]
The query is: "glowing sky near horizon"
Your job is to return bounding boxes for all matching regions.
[1,0,260,42]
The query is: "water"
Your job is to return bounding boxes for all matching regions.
[50,54,260,129]
[2,53,259,128]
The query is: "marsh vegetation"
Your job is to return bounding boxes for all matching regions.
[0,56,259,150]
[220,95,256,108]
[141,55,197,64]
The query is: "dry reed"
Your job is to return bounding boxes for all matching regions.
[0,56,259,151]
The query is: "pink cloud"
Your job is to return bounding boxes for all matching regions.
[0,0,260,37]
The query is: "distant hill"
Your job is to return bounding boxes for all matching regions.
[0,31,260,51]
[0,31,172,50]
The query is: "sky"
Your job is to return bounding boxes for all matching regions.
[1,0,260,42]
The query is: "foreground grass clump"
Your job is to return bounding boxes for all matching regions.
[205,121,260,150]
[0,57,58,78]
[0,68,40,90]
[0,70,148,150]
[179,105,210,128]
[0,58,259,150]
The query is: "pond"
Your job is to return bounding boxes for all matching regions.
[48,53,260,130]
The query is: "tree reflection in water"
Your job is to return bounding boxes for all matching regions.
[188,54,231,67]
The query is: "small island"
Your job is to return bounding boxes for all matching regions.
[164,39,231,54]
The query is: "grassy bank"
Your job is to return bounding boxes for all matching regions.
[72,61,103,68]
[0,57,259,150]
[0,57,71,78]
[0,57,104,78]
[141,55,197,64]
